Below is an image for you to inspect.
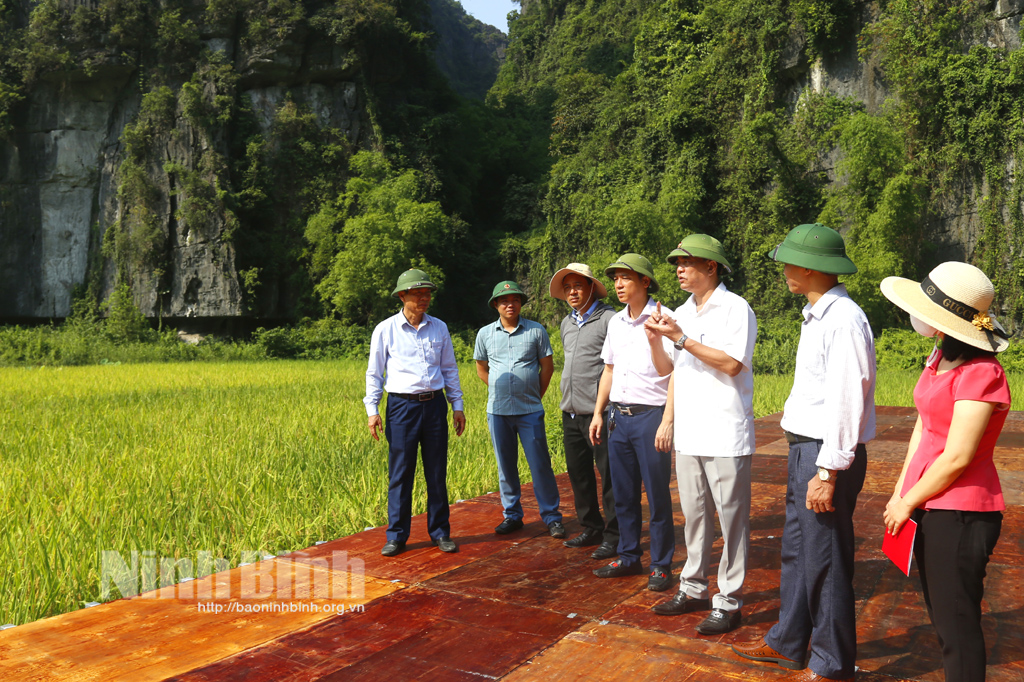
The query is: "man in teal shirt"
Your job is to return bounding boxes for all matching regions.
[475,281,565,538]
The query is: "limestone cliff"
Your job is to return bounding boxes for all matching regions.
[428,0,507,100]
[0,0,501,325]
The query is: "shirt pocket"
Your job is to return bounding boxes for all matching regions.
[424,340,442,364]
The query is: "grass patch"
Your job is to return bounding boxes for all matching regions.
[2,360,1022,625]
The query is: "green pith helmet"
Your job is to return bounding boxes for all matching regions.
[666,234,733,274]
[768,223,857,275]
[604,253,659,293]
[488,280,527,308]
[391,269,437,297]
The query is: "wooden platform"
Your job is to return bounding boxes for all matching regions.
[2,407,1022,681]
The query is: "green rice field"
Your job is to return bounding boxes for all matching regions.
[2,360,1022,626]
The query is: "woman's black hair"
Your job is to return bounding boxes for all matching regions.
[941,334,997,363]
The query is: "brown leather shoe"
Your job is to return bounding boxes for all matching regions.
[789,669,854,682]
[731,637,806,670]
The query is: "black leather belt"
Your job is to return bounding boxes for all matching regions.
[785,431,823,445]
[611,402,660,416]
[391,390,440,402]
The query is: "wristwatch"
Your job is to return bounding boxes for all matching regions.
[673,333,689,351]
[817,467,835,482]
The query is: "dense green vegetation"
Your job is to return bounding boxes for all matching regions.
[3,0,1023,340]
[487,0,1024,332]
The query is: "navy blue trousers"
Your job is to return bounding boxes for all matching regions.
[607,405,674,570]
[384,393,450,542]
[765,440,866,679]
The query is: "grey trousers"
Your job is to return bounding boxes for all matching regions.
[675,454,751,612]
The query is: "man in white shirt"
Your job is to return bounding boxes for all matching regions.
[364,269,467,558]
[732,224,876,682]
[644,234,756,636]
[589,254,675,591]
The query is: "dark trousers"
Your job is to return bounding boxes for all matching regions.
[607,406,674,569]
[765,440,866,679]
[384,393,450,542]
[563,411,618,543]
[915,509,1002,682]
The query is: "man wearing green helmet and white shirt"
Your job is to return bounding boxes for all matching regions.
[364,269,466,558]
[643,234,756,636]
[732,224,876,682]
[474,281,565,538]
[589,254,675,592]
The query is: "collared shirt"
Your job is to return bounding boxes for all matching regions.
[663,283,756,457]
[474,317,553,416]
[363,310,464,416]
[571,299,599,328]
[904,352,1009,511]
[780,284,877,470]
[601,297,670,406]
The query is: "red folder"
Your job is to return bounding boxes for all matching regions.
[883,518,918,576]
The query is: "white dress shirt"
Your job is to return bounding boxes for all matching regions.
[663,283,756,457]
[601,297,670,406]
[363,310,464,416]
[780,284,877,470]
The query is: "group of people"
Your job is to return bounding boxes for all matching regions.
[363,223,1010,682]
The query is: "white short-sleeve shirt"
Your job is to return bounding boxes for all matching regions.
[601,297,670,406]
[663,283,756,457]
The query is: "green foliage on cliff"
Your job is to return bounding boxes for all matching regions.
[3,0,1024,340]
[306,150,466,323]
[481,0,1024,334]
[102,86,176,286]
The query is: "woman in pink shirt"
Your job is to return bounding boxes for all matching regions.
[880,262,1010,682]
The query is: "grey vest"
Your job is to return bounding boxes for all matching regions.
[559,302,615,415]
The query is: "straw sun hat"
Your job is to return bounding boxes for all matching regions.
[880,262,1009,353]
[548,263,608,300]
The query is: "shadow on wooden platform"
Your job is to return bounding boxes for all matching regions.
[2,407,1022,681]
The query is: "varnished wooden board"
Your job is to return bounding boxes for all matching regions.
[0,562,402,681]
[170,586,581,681]
[287,500,552,585]
[499,621,914,681]
[421,531,650,619]
[0,409,1020,682]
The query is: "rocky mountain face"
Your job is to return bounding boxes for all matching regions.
[785,0,1023,263]
[0,0,502,326]
[428,0,507,100]
[2,0,1022,326]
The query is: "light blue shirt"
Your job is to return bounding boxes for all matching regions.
[474,317,553,416]
[571,299,599,327]
[364,310,464,416]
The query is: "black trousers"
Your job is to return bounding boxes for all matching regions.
[915,508,1002,682]
[562,411,618,543]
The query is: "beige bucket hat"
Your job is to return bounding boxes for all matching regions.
[880,261,1009,352]
[548,263,608,300]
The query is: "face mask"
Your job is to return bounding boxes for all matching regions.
[911,315,938,337]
